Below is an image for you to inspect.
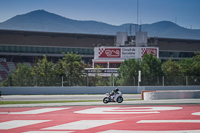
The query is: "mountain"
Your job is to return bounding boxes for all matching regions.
[0,10,200,40]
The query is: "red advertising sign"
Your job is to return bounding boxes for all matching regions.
[98,48,121,58]
[141,48,158,58]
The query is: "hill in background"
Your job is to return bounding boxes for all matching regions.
[0,10,200,40]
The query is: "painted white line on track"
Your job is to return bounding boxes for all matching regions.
[192,112,200,116]
[0,108,70,114]
[75,107,159,114]
[43,120,122,130]
[137,120,200,123]
[0,120,50,129]
[97,130,200,133]
[75,107,182,114]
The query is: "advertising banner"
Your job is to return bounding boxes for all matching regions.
[94,47,159,60]
[98,47,121,58]
[121,47,137,59]
[140,47,158,58]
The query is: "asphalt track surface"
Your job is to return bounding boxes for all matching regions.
[1,95,200,132]
[0,94,200,107]
[0,104,200,133]
[0,94,140,101]
[0,94,200,133]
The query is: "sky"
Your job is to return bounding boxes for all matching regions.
[0,0,200,29]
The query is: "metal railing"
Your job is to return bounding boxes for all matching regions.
[1,76,200,87]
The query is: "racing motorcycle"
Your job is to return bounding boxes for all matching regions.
[103,91,123,104]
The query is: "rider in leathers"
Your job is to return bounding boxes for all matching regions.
[109,88,119,101]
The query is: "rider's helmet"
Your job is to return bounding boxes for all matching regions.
[115,88,119,92]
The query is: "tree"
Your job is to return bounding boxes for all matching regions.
[179,52,200,85]
[55,52,84,86]
[190,52,200,76]
[3,64,33,86]
[32,55,56,86]
[141,54,162,76]
[162,59,184,85]
[178,58,193,76]
[162,59,182,76]
[117,59,140,86]
[140,54,163,85]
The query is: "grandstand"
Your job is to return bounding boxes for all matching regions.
[0,29,200,81]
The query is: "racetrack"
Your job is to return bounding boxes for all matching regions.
[1,94,200,132]
[0,105,200,133]
[0,94,140,101]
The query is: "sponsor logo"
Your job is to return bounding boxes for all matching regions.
[98,48,121,58]
[141,48,158,57]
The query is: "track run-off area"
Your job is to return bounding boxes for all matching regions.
[0,104,200,133]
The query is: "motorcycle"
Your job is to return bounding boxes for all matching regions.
[103,91,123,104]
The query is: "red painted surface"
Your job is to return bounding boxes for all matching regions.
[0,105,200,133]
[141,47,158,58]
[99,48,121,58]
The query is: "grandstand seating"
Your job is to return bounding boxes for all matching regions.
[7,62,16,72]
[0,62,33,82]
[0,62,10,81]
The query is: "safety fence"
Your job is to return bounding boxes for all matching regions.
[1,76,200,87]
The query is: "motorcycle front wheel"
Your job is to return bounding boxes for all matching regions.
[117,96,123,103]
[103,97,109,104]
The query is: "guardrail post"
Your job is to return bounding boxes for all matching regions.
[62,76,64,87]
[162,76,164,86]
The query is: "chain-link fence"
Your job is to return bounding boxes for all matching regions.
[140,76,200,86]
[1,75,200,87]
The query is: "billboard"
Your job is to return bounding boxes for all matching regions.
[94,47,159,60]
[98,48,121,58]
[141,47,158,58]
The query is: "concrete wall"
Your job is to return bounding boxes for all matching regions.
[0,86,200,95]
[0,86,138,95]
[142,86,200,91]
[144,90,200,100]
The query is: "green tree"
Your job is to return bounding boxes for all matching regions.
[162,59,184,85]
[140,54,163,85]
[141,54,162,76]
[162,59,182,76]
[179,52,200,85]
[86,65,103,86]
[3,64,33,86]
[55,52,84,86]
[117,59,140,86]
[190,52,200,76]
[96,76,110,86]
[32,55,56,86]
[179,58,193,76]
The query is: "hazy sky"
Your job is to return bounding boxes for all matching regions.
[0,0,200,29]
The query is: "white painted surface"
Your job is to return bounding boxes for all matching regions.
[43,120,122,130]
[192,112,200,116]
[75,107,182,114]
[0,120,50,129]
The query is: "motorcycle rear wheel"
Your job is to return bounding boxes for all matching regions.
[103,97,109,104]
